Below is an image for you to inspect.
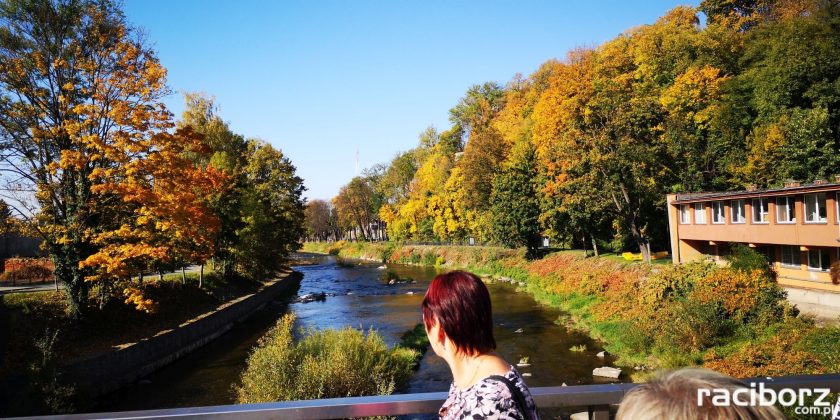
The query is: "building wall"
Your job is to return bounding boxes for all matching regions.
[667,192,840,293]
[674,194,840,248]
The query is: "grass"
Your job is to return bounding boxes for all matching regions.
[399,323,430,369]
[236,314,417,403]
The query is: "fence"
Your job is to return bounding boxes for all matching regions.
[28,373,840,420]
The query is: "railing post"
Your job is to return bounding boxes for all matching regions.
[589,404,610,420]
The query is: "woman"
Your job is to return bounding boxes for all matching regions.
[422,270,538,420]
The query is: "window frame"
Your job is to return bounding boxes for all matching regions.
[776,196,796,224]
[712,201,726,224]
[780,246,800,268]
[731,199,745,224]
[679,204,691,224]
[807,248,831,272]
[836,192,839,224]
[694,202,706,224]
[752,197,769,224]
[804,193,827,224]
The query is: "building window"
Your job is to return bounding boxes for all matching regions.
[679,204,690,224]
[731,199,745,223]
[804,193,827,223]
[808,248,831,272]
[752,198,769,223]
[712,202,725,224]
[780,246,799,268]
[694,203,706,224]
[776,196,795,223]
[836,192,839,223]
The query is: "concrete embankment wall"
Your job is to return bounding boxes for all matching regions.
[64,272,301,398]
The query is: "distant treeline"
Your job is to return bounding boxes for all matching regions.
[307,0,840,260]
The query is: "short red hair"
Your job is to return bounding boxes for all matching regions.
[422,270,496,355]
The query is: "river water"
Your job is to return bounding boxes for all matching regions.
[96,254,619,413]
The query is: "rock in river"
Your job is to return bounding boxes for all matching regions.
[593,366,621,379]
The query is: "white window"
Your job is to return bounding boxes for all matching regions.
[731,200,745,223]
[694,203,706,224]
[781,246,799,268]
[804,193,827,223]
[808,248,831,272]
[836,192,839,223]
[752,198,768,223]
[776,196,796,223]
[679,204,691,224]
[712,202,725,224]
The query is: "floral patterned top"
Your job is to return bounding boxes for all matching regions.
[439,366,539,420]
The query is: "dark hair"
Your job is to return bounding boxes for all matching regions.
[422,270,496,355]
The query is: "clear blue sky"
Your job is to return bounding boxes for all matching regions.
[123,0,697,201]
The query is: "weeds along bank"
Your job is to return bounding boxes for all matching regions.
[237,314,425,403]
[303,241,840,380]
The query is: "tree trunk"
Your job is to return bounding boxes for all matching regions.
[582,233,589,257]
[181,266,187,284]
[158,271,164,282]
[628,217,651,262]
[199,264,204,289]
[138,271,143,285]
[592,237,599,257]
[52,250,88,320]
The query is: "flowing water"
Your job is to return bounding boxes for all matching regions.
[96,253,620,413]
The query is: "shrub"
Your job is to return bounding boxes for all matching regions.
[638,262,716,307]
[421,250,437,266]
[690,268,784,322]
[0,262,53,283]
[653,300,735,353]
[725,243,773,277]
[703,331,824,377]
[236,314,416,403]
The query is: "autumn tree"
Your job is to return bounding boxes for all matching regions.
[0,0,222,316]
[304,200,332,241]
[333,177,378,241]
[177,92,248,278]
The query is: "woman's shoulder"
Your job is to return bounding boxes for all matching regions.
[472,365,527,398]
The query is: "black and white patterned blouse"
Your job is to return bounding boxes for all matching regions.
[439,366,539,420]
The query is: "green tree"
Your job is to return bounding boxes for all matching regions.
[490,143,542,258]
[237,140,306,279]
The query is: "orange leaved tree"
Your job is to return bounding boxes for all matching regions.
[0,0,221,317]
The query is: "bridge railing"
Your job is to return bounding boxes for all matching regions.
[31,373,840,420]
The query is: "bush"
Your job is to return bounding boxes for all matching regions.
[703,330,824,377]
[654,300,735,353]
[725,243,772,277]
[421,250,437,266]
[236,314,417,403]
[0,263,53,283]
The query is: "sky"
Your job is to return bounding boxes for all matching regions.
[123,0,698,201]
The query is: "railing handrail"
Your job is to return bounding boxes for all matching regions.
[27,373,840,420]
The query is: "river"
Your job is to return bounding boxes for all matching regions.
[96,253,619,413]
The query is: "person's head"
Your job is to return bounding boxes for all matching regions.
[421,270,495,358]
[616,368,785,420]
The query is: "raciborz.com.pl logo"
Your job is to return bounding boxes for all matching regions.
[698,383,840,416]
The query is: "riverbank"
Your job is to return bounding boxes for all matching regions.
[0,268,300,416]
[303,241,840,381]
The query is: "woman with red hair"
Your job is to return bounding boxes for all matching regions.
[422,270,538,419]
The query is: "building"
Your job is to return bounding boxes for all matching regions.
[666,178,840,293]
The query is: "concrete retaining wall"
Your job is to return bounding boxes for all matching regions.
[63,272,301,397]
